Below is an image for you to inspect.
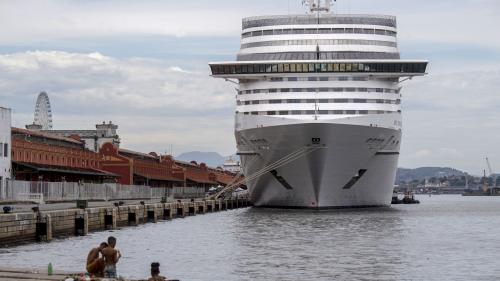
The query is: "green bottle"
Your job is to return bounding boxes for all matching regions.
[47,263,53,276]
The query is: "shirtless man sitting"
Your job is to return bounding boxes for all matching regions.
[102,236,121,278]
[86,242,108,277]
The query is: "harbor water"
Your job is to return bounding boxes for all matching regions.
[0,195,499,280]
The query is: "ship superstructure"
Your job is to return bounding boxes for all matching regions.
[209,0,427,208]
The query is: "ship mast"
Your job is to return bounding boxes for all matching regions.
[303,0,335,14]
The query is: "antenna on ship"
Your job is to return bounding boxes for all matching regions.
[302,0,335,13]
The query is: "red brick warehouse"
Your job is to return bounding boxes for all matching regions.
[10,128,117,182]
[100,143,185,187]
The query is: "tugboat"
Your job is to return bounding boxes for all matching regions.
[392,191,420,204]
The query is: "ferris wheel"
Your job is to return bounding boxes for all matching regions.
[34,91,53,130]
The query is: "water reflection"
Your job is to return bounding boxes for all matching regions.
[232,208,405,281]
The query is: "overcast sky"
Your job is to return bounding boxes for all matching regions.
[0,0,499,175]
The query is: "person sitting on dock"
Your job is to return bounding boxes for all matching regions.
[86,242,108,277]
[148,262,166,281]
[102,236,122,278]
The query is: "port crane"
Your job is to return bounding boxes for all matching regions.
[486,157,497,188]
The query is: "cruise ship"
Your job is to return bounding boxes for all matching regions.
[209,0,427,208]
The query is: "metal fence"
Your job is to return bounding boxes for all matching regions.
[0,180,206,202]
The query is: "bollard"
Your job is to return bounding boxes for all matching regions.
[76,200,88,209]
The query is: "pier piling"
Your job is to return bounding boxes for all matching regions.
[104,209,115,230]
[163,204,172,219]
[35,214,52,242]
[147,210,156,223]
[176,203,185,218]
[128,207,139,226]
[188,202,196,216]
[197,202,205,214]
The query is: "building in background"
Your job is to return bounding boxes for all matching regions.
[175,160,218,190]
[100,143,185,187]
[0,107,12,195]
[46,121,121,152]
[100,144,243,190]
[24,92,120,152]
[222,156,241,173]
[11,127,117,182]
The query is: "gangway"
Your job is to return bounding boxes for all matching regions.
[208,144,327,200]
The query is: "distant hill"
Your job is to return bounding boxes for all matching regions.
[176,151,226,167]
[396,167,467,183]
[176,153,467,182]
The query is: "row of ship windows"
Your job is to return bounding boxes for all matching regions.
[239,76,375,83]
[238,88,400,95]
[242,28,397,38]
[240,110,399,116]
[211,62,427,75]
[237,99,401,105]
[243,17,396,29]
[270,76,369,82]
[236,51,401,61]
[241,39,396,49]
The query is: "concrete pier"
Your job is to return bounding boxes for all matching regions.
[0,198,251,246]
[0,266,173,281]
[0,267,76,281]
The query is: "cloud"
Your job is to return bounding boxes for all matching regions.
[1,0,499,51]
[412,149,432,159]
[0,51,234,111]
[168,66,192,74]
[0,0,246,45]
[1,0,500,173]
[0,51,237,155]
[1,51,500,173]
[400,70,500,174]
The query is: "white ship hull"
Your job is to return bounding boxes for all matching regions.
[209,8,427,208]
[237,116,401,208]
